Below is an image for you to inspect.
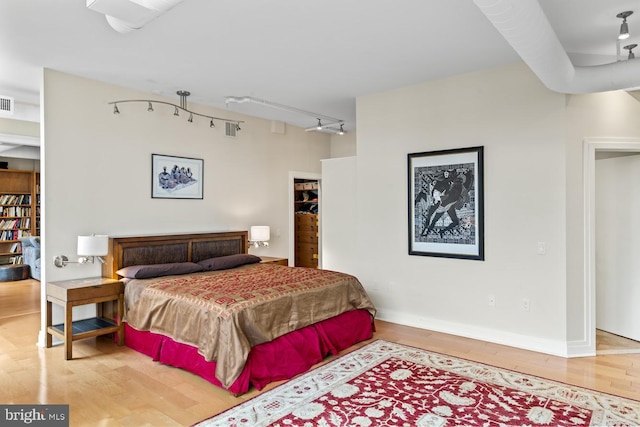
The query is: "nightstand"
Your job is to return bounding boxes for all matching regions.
[46,277,124,360]
[260,256,288,266]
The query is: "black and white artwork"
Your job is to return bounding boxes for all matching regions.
[151,154,203,199]
[408,146,484,260]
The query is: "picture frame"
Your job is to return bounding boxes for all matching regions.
[151,154,203,199]
[408,146,484,260]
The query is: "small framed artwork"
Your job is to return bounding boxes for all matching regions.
[408,146,484,260]
[151,154,203,199]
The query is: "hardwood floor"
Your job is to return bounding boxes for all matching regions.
[1,279,639,426]
[597,329,640,354]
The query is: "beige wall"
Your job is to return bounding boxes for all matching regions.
[330,131,356,158]
[349,62,568,355]
[336,62,640,356]
[40,69,332,341]
[0,117,39,137]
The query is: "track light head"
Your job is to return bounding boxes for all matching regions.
[174,106,179,116]
[147,102,153,112]
[316,119,322,130]
[236,123,241,131]
[188,113,193,123]
[625,43,637,59]
[618,11,633,40]
[210,119,215,128]
[113,104,120,114]
[338,124,345,135]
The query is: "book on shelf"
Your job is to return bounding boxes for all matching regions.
[0,230,30,241]
[0,194,31,205]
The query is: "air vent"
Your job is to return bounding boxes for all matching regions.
[225,122,237,138]
[0,95,14,116]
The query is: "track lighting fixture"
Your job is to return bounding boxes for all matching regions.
[109,91,243,130]
[625,43,637,59]
[225,96,345,135]
[338,124,345,135]
[618,11,633,40]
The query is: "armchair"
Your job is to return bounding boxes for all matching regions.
[18,236,40,280]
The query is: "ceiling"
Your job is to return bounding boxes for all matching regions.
[0,0,638,135]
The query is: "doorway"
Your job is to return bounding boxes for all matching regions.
[288,171,321,268]
[584,138,640,355]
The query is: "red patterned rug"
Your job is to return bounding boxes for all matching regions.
[195,340,640,426]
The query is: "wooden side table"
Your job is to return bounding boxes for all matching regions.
[46,277,124,360]
[260,256,288,266]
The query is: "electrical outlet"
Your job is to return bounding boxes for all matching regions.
[488,295,495,306]
[521,298,530,311]
[537,242,546,255]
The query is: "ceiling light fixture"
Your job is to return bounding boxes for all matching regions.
[87,0,185,34]
[109,91,243,130]
[322,124,347,135]
[625,43,637,59]
[225,96,345,135]
[618,11,633,40]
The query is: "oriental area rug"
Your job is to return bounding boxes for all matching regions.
[195,340,640,427]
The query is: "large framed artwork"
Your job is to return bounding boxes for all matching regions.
[408,146,484,260]
[151,154,203,199]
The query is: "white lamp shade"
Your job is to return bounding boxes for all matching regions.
[77,234,109,256]
[250,226,270,242]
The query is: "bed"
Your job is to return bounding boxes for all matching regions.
[101,231,376,395]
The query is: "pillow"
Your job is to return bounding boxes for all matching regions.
[116,262,203,279]
[197,254,261,271]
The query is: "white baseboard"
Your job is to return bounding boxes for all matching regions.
[376,308,568,358]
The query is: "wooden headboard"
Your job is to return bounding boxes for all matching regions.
[101,231,249,279]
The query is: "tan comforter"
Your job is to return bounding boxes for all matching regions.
[123,263,376,388]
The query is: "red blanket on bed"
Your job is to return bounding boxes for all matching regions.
[124,264,376,389]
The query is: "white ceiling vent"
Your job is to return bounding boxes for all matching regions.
[0,95,14,116]
[225,122,237,138]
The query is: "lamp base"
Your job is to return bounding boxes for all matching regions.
[53,255,69,268]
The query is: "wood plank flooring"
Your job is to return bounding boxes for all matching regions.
[1,279,639,426]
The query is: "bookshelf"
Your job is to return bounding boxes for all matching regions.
[0,169,40,264]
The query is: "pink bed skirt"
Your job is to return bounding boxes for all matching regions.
[122,309,374,395]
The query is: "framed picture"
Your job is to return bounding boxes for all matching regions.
[408,146,484,260]
[151,154,203,199]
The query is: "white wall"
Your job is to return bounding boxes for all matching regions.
[40,69,332,343]
[321,157,357,273]
[345,62,568,355]
[565,92,640,353]
[595,153,640,341]
[321,62,640,357]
